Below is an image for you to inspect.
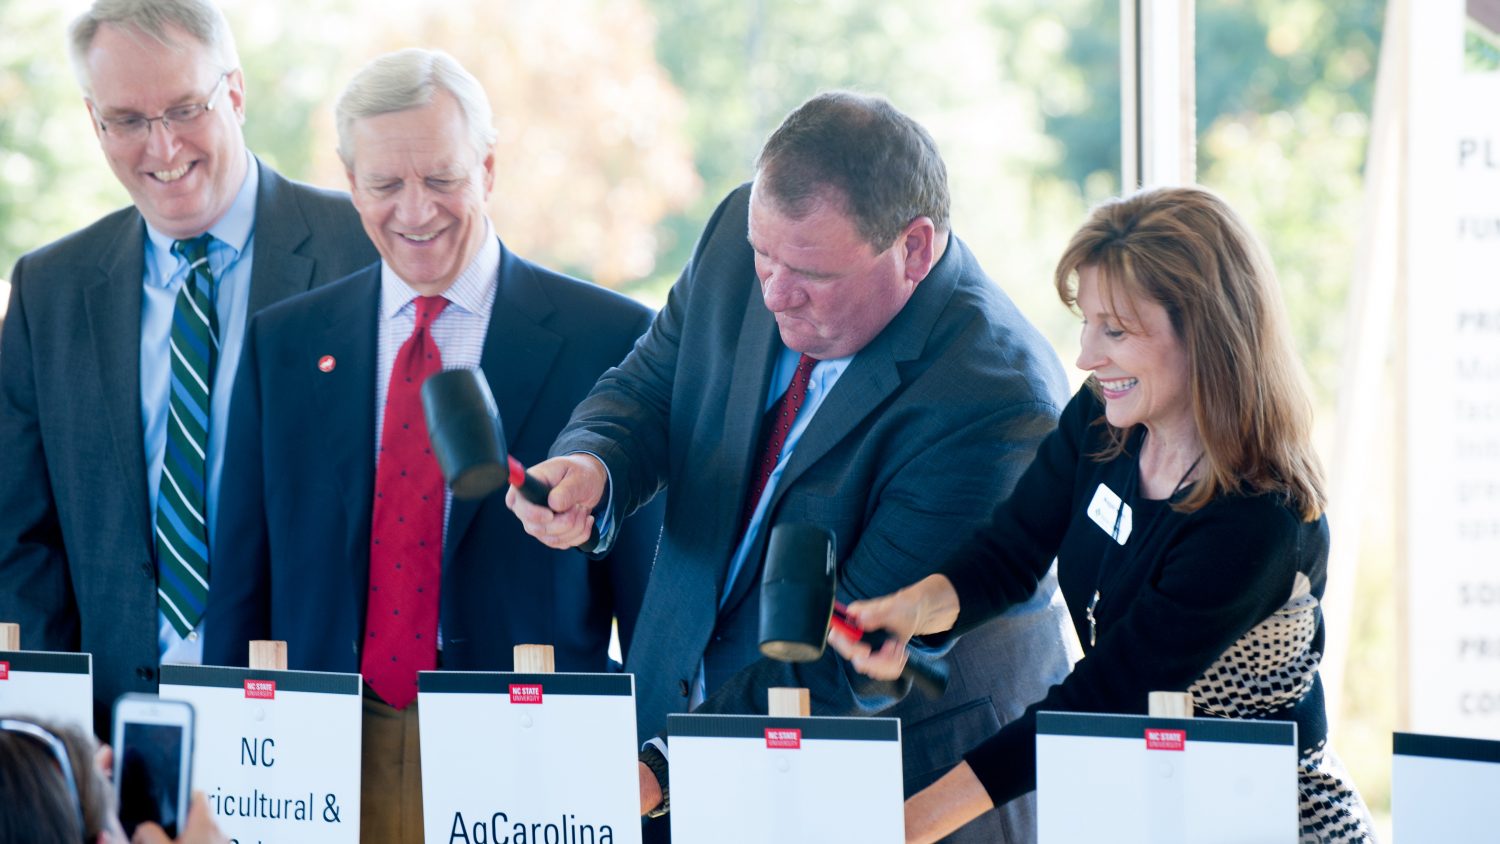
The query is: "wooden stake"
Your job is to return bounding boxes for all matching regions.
[768,687,810,717]
[513,644,555,673]
[1148,691,1193,719]
[248,640,287,671]
[0,623,18,651]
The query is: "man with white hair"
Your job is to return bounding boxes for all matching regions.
[0,0,376,737]
[203,48,661,841]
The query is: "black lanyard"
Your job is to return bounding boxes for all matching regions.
[1085,431,1202,648]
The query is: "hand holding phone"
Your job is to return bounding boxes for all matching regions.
[112,694,194,838]
[132,791,229,844]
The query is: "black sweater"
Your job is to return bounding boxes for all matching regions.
[943,386,1330,805]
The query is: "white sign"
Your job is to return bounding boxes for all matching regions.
[1393,732,1500,842]
[419,672,641,844]
[1035,711,1297,843]
[0,650,92,734]
[159,664,361,842]
[1406,0,1500,738]
[668,713,903,842]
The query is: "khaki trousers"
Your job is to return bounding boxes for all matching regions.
[360,689,423,843]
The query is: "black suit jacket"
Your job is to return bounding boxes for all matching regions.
[554,185,1075,842]
[0,159,378,735]
[202,243,662,677]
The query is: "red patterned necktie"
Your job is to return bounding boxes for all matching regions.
[740,353,817,538]
[362,295,449,710]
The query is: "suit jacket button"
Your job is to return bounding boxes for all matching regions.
[136,666,155,681]
[678,679,690,697]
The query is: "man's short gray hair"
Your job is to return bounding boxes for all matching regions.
[336,48,499,169]
[69,0,241,98]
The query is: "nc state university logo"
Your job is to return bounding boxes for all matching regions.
[509,684,543,704]
[243,679,276,700]
[1145,728,1186,751]
[765,728,801,749]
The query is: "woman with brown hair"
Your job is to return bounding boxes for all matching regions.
[831,186,1372,842]
[0,717,224,844]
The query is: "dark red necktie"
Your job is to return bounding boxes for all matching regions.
[740,353,817,538]
[362,295,449,710]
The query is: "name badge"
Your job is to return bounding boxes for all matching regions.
[1086,483,1132,544]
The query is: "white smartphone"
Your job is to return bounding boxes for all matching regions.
[112,693,194,838]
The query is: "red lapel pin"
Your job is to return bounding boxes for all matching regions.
[317,355,336,373]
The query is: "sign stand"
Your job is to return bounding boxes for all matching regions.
[418,643,642,844]
[513,643,555,674]
[1036,691,1297,843]
[159,639,363,842]
[0,622,93,733]
[249,640,288,671]
[1392,731,1500,841]
[767,687,809,718]
[668,686,905,842]
[1148,691,1193,718]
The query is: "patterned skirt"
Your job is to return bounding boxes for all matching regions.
[1299,742,1375,842]
[1185,583,1375,842]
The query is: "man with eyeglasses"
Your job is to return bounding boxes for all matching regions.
[0,0,376,740]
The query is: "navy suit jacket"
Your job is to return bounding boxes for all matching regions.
[203,242,662,676]
[0,160,377,735]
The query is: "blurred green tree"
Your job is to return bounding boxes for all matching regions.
[0,0,126,280]
[0,0,699,292]
[302,0,701,288]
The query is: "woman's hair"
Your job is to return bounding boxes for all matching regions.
[1054,185,1326,520]
[0,717,115,843]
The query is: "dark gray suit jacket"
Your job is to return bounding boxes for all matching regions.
[0,159,377,736]
[553,185,1075,842]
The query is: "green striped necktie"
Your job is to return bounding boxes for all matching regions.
[156,234,218,639]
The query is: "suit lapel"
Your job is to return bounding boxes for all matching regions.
[85,214,151,546]
[444,245,563,562]
[712,278,780,595]
[717,339,902,617]
[772,235,963,501]
[246,160,317,313]
[309,268,380,586]
[719,235,966,614]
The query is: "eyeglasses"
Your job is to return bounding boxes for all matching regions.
[92,71,231,142]
[0,718,86,832]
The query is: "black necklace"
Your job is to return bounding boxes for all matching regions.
[1084,431,1203,648]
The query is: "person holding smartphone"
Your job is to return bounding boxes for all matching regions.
[830,187,1373,842]
[0,715,225,844]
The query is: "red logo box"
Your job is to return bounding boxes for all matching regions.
[509,684,544,704]
[765,728,802,749]
[244,679,276,700]
[0,661,9,681]
[1145,728,1186,751]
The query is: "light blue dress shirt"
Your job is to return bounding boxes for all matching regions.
[144,151,258,664]
[637,344,852,756]
[689,345,850,707]
[718,346,851,609]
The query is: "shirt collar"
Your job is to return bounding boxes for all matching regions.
[380,218,499,319]
[773,346,850,404]
[143,149,259,287]
[811,354,852,389]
